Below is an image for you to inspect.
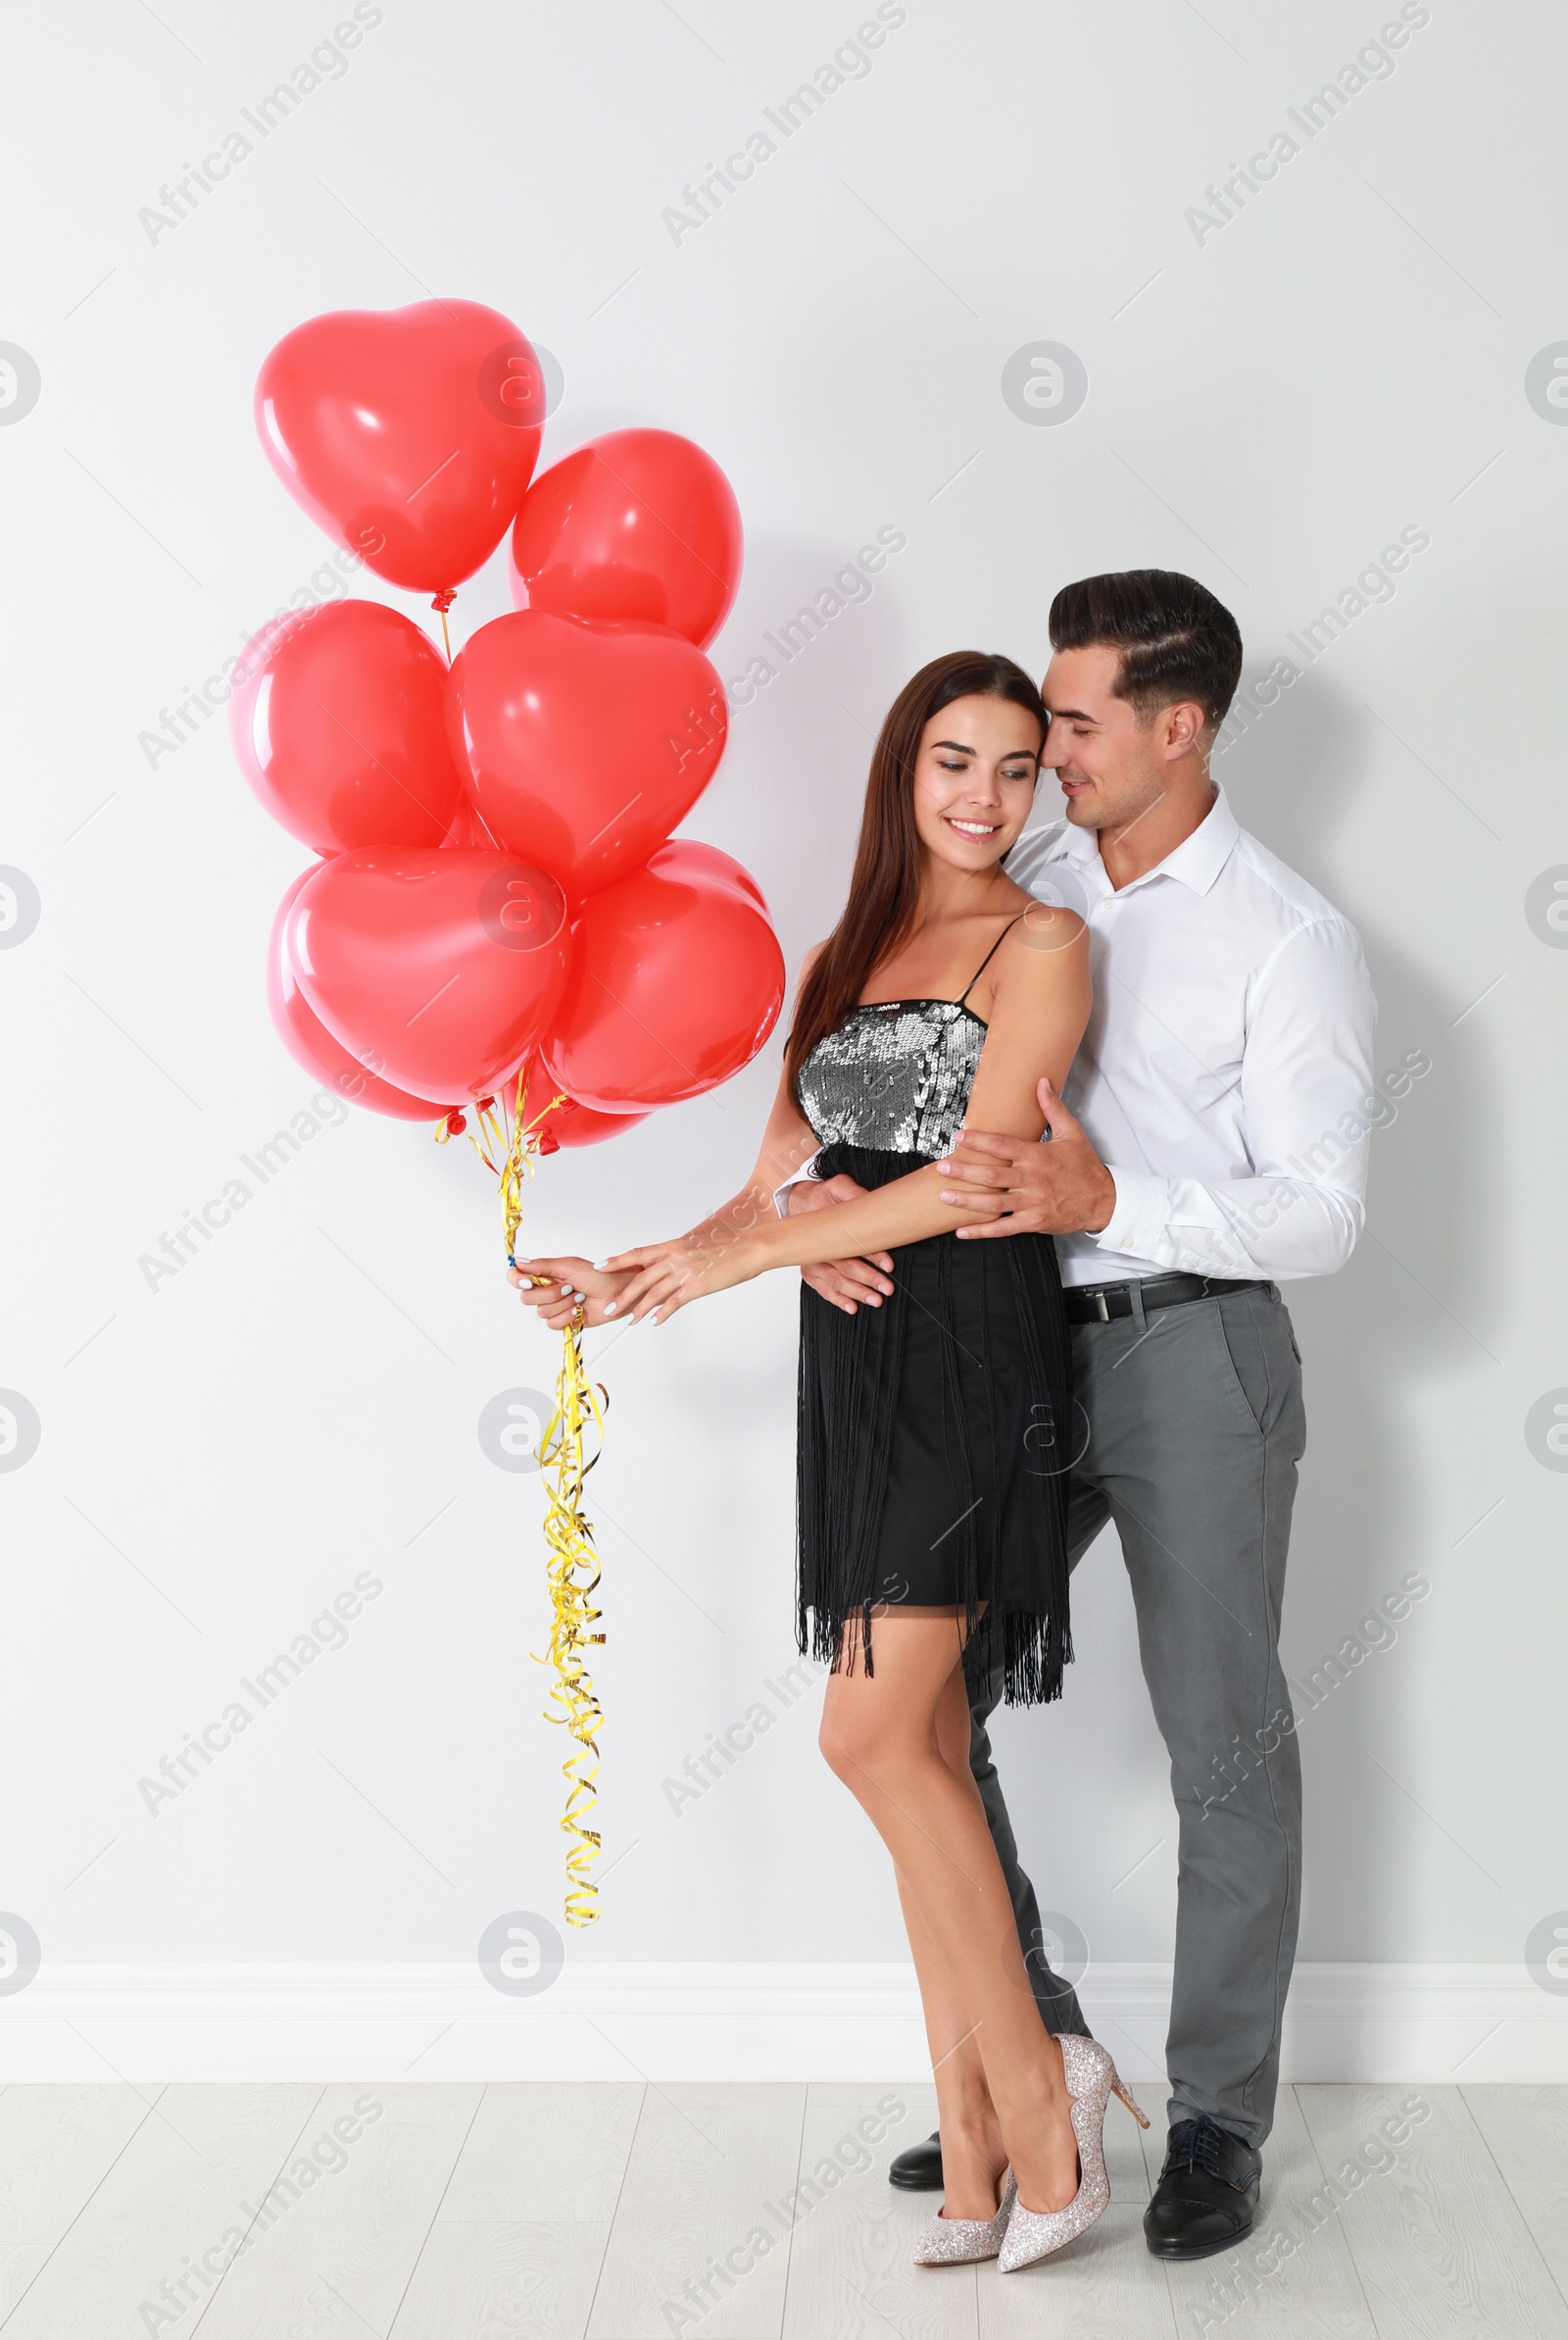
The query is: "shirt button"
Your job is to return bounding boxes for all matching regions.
[1121,1238,1135,1251]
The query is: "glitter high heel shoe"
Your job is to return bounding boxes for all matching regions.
[998,2036,1150,2273]
[912,2166,1017,2265]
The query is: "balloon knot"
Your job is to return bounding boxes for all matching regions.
[445,1109,467,1135]
[430,588,457,613]
[476,1094,495,1113]
[537,1129,562,1156]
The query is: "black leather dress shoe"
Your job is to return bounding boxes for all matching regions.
[1143,2115,1261,2259]
[888,2130,944,2191]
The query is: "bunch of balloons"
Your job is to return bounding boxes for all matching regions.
[234,297,784,1149]
[232,301,784,1928]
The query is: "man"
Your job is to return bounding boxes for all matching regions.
[789,571,1375,2259]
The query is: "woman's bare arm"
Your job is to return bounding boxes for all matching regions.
[512,955,829,1327]
[635,1061,826,1277]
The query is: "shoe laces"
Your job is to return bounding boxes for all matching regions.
[1162,2114,1228,2181]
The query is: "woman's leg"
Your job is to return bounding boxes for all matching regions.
[895,1867,1010,2215]
[890,1658,1011,2211]
[820,1616,1078,2218]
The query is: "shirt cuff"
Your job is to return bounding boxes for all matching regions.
[1092,1169,1172,1266]
[772,1151,822,1219]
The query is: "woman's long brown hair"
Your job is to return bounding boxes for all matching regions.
[784,650,1048,1096]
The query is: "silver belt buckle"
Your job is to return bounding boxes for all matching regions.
[1093,1290,1111,1322]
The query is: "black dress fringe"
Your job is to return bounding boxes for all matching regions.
[796,1143,1074,1709]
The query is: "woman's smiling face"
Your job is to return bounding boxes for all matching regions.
[909,692,1042,872]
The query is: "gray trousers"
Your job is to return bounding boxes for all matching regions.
[970,1282,1307,2149]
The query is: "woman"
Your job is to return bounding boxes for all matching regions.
[514,652,1147,2272]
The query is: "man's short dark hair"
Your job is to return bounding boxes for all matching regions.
[1049,569,1243,731]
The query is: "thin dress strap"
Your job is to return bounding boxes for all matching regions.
[956,913,1027,1007]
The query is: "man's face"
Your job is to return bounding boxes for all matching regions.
[1040,642,1177,832]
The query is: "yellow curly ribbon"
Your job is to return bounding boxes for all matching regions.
[434,1070,609,1926]
[534,1326,608,1926]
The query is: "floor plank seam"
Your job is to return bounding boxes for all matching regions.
[188,2079,329,2339]
[1136,2114,1183,2339]
[384,2079,490,2339]
[775,2078,810,2340]
[583,2081,648,2340]
[1284,2080,1386,2340]
[0,2082,167,2336]
[1456,2083,1568,2320]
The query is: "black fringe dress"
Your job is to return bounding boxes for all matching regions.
[795,944,1075,1708]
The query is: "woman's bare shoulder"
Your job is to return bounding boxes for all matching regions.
[979,902,1089,1018]
[1000,898,1088,967]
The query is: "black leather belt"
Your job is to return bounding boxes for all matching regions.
[1064,1273,1273,1326]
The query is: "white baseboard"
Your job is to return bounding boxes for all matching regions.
[1,1963,1562,2084]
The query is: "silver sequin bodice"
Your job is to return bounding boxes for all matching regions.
[796,1000,985,1159]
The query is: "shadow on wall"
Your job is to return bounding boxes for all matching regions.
[1220,664,1501,1961]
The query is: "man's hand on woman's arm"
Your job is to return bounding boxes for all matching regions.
[936,1079,1116,1236]
[788,1174,895,1316]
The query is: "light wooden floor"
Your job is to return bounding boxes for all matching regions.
[0,2080,1564,2338]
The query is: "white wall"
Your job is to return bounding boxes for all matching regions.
[4,0,1566,2077]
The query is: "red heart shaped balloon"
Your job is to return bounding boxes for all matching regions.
[447,611,727,895]
[267,869,448,1120]
[287,848,569,1106]
[440,793,500,850]
[517,1053,649,1149]
[232,602,462,853]
[509,428,743,649]
[651,837,769,912]
[540,843,784,1111]
[256,301,544,594]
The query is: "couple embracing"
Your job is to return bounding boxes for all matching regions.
[515,570,1375,2275]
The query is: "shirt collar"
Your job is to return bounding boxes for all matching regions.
[1150,786,1240,894]
[1036,785,1240,897]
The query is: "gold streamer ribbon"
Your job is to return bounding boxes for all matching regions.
[435,1069,609,1927]
[534,1319,607,1927]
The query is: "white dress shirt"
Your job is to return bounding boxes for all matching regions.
[780,787,1377,1287]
